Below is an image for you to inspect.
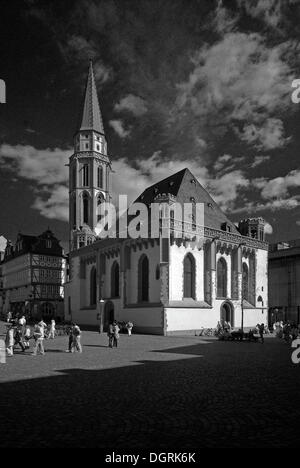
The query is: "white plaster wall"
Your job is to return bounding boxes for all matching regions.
[126,244,160,304]
[216,251,232,298]
[255,249,268,309]
[169,243,204,301]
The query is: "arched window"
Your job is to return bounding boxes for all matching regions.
[242,262,249,301]
[217,257,227,298]
[83,193,89,224]
[82,164,89,186]
[183,253,195,299]
[138,255,149,302]
[97,166,103,188]
[111,261,119,298]
[90,267,97,306]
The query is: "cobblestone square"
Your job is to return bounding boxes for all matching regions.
[0,323,299,448]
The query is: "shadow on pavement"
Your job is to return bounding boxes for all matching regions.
[0,339,299,448]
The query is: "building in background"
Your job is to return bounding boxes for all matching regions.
[64,62,269,334]
[268,240,300,326]
[1,229,66,321]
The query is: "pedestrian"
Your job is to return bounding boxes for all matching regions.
[126,321,133,336]
[32,323,45,356]
[107,322,114,348]
[113,320,120,348]
[72,324,82,353]
[258,323,265,344]
[24,324,31,349]
[66,324,74,352]
[18,315,26,340]
[48,319,56,339]
[5,324,14,356]
[14,326,26,352]
[6,311,12,323]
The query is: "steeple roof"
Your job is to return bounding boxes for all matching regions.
[79,61,105,134]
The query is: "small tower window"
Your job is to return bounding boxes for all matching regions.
[46,240,52,248]
[83,164,89,186]
[96,144,100,151]
[83,193,89,224]
[97,166,103,188]
[85,143,89,149]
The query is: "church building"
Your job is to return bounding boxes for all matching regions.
[64,62,268,335]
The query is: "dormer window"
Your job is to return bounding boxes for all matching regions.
[221,222,231,232]
[154,187,159,194]
[46,240,52,248]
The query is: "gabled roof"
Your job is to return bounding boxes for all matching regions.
[79,61,105,134]
[136,168,240,233]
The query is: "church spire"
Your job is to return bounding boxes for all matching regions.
[79,60,105,134]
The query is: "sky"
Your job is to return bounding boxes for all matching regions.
[0,0,300,251]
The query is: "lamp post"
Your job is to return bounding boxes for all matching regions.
[239,242,246,333]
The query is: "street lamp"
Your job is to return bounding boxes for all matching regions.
[239,242,246,333]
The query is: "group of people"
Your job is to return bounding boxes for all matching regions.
[273,320,299,342]
[4,312,83,356]
[3,312,133,356]
[5,317,49,356]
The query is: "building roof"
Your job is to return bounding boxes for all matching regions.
[2,229,64,262]
[136,168,240,233]
[79,61,105,134]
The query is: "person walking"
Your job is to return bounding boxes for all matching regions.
[126,321,133,336]
[48,319,56,339]
[24,324,31,349]
[5,324,14,356]
[32,323,45,356]
[65,324,74,352]
[259,323,265,344]
[113,320,120,348]
[107,322,114,348]
[6,311,12,323]
[72,324,82,353]
[19,315,26,335]
[14,326,26,352]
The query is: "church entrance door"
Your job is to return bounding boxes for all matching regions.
[220,301,234,327]
[103,301,114,332]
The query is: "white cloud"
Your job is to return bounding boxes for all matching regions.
[239,118,290,150]
[0,144,69,184]
[253,170,300,200]
[264,222,273,235]
[175,30,296,149]
[207,170,250,210]
[32,185,69,221]
[0,144,70,222]
[213,154,232,172]
[115,94,147,117]
[109,120,131,138]
[251,155,271,168]
[237,0,293,29]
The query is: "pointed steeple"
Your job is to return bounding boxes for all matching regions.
[79,60,105,134]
